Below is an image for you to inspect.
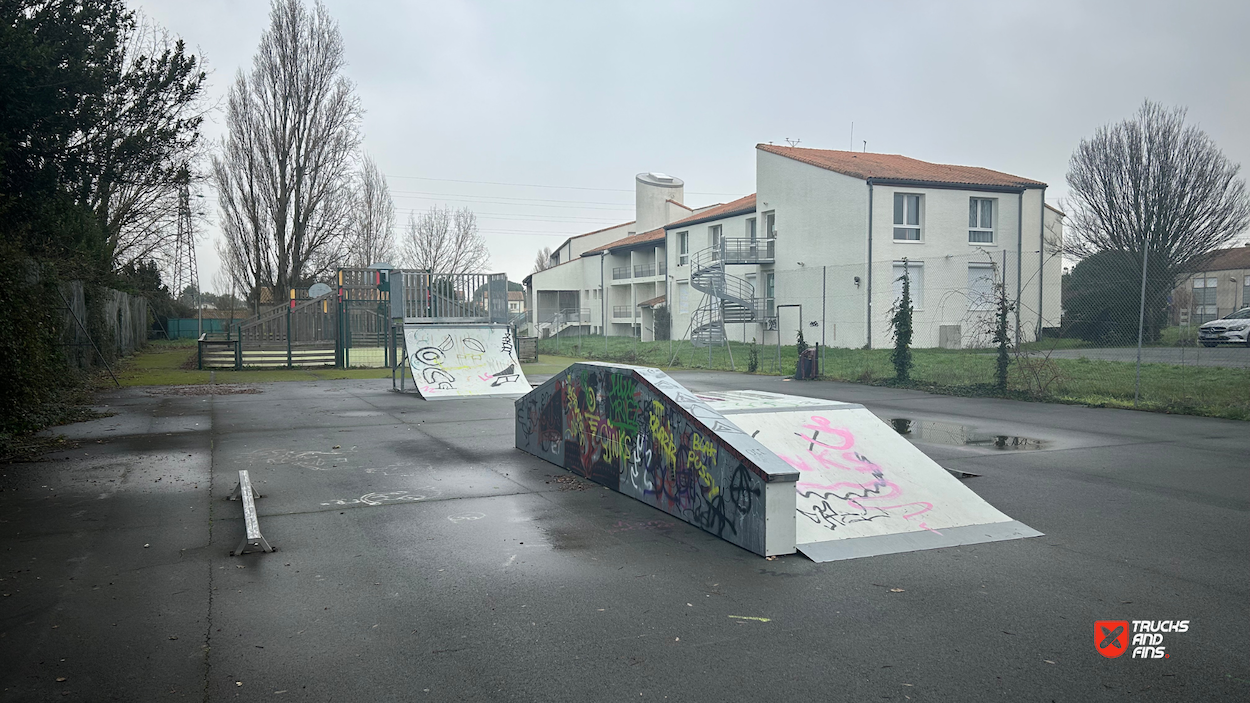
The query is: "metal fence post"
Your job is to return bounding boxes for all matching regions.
[286,304,292,368]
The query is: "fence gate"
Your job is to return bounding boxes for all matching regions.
[235,294,338,367]
[337,268,394,368]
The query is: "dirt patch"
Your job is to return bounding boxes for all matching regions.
[145,384,263,396]
[546,474,593,491]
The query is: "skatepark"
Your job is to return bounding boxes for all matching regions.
[1,356,1246,701]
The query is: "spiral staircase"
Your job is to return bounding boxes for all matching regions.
[689,238,775,347]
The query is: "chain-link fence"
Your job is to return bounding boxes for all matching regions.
[535,248,1249,419]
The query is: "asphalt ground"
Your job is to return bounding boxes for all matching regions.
[1,371,1246,702]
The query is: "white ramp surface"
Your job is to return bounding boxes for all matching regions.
[403,324,528,399]
[697,391,1041,562]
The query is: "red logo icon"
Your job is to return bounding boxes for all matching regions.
[1095,620,1129,658]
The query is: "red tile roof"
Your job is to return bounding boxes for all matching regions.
[664,194,757,230]
[1186,245,1250,273]
[638,294,666,308]
[666,199,693,211]
[581,227,666,256]
[757,144,1046,189]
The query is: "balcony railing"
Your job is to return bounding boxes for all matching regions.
[633,263,656,278]
[612,266,631,281]
[721,237,776,264]
[658,262,667,277]
[611,306,641,320]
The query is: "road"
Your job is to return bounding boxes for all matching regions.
[1,372,1246,702]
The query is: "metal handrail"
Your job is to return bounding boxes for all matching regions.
[721,237,776,264]
[612,266,631,280]
[633,263,656,278]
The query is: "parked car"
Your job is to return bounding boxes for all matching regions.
[1198,307,1250,347]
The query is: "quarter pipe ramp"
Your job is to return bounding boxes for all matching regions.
[403,324,529,400]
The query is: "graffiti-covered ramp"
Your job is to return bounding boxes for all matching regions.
[514,363,799,556]
[696,390,1042,563]
[403,324,529,400]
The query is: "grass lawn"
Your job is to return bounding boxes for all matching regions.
[112,341,585,388]
[536,335,1250,421]
[103,337,1249,421]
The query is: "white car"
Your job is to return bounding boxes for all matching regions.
[1198,308,1250,347]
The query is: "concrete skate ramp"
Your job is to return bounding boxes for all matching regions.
[515,364,799,556]
[696,390,1042,562]
[404,324,528,400]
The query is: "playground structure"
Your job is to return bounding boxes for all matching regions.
[198,267,397,370]
[199,269,531,396]
[516,362,1041,560]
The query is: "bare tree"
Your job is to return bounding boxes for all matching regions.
[213,0,361,306]
[532,246,554,273]
[344,154,395,267]
[76,15,209,271]
[400,205,490,274]
[1065,100,1250,340]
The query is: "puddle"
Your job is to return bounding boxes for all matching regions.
[890,418,1047,450]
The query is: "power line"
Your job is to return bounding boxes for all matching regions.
[383,172,744,197]
[389,192,633,212]
[387,188,633,207]
[393,209,625,225]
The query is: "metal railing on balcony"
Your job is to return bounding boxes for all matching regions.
[722,237,776,264]
[611,305,640,320]
[612,266,631,281]
[633,263,656,278]
[658,262,667,277]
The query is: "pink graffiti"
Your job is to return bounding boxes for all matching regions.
[790,415,942,527]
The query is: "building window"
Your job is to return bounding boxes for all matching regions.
[764,211,776,238]
[892,261,924,309]
[678,231,689,266]
[746,217,757,241]
[969,198,994,243]
[709,224,721,252]
[765,272,775,317]
[678,281,690,313]
[967,263,995,311]
[893,194,921,241]
[1193,277,1218,322]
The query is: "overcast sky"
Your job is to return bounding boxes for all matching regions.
[136,0,1250,291]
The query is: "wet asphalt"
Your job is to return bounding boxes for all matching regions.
[0,371,1246,702]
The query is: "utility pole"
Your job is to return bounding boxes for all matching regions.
[172,178,200,339]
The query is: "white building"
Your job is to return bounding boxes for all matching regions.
[527,145,1063,349]
[524,172,717,340]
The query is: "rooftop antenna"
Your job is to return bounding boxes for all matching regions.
[863,140,867,153]
[785,137,801,147]
[850,122,854,151]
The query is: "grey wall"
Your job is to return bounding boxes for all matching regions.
[515,362,798,556]
[59,280,148,370]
